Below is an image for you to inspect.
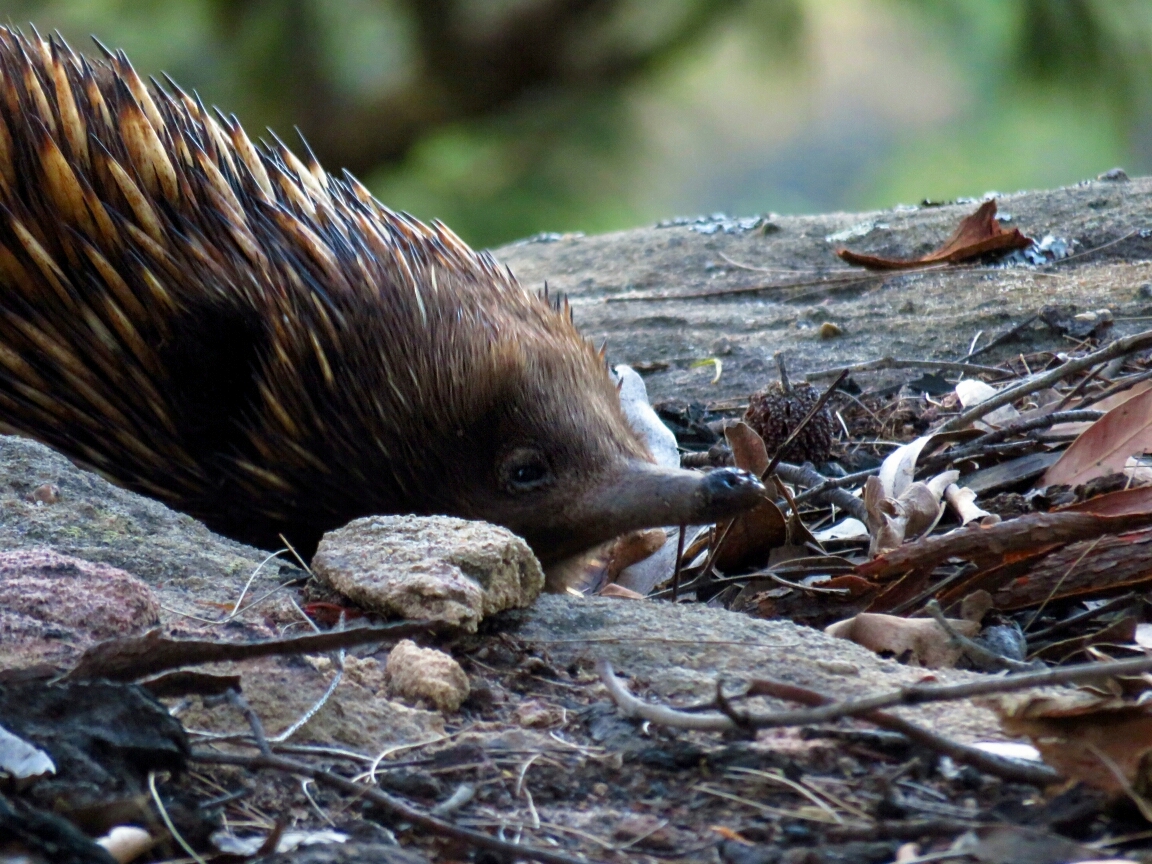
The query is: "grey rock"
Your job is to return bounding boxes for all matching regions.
[312,515,544,631]
[0,435,303,618]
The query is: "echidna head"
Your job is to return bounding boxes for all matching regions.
[435,314,765,565]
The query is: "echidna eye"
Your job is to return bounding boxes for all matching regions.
[500,448,553,493]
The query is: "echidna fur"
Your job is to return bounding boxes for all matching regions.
[0,26,763,566]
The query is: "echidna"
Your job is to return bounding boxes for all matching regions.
[0,27,763,567]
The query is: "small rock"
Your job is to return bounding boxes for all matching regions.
[1098,167,1129,182]
[27,483,58,505]
[312,515,544,631]
[512,698,566,728]
[819,321,844,339]
[384,640,469,712]
[0,548,159,668]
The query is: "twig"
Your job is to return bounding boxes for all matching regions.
[65,618,442,682]
[778,462,872,518]
[920,410,1103,470]
[226,690,272,756]
[1077,367,1152,409]
[596,661,1059,785]
[937,329,1152,432]
[1025,593,1139,644]
[671,524,687,601]
[603,653,1152,728]
[742,678,1059,786]
[191,750,597,864]
[806,358,1005,381]
[923,601,1033,673]
[960,316,1038,362]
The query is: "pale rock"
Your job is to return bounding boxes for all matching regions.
[384,640,469,712]
[312,515,544,632]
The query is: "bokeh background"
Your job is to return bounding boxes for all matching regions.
[5,0,1152,247]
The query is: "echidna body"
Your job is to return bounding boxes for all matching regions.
[0,28,762,566]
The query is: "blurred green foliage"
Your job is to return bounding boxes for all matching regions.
[4,0,1152,245]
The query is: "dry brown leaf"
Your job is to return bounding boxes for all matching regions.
[836,200,1032,269]
[864,471,956,556]
[945,483,1000,526]
[1043,386,1152,487]
[955,378,1020,430]
[1050,380,1152,436]
[990,691,1152,795]
[717,422,786,570]
[725,420,769,475]
[825,612,978,668]
[599,584,645,599]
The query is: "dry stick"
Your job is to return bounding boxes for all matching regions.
[791,464,881,507]
[741,678,1060,787]
[923,600,1033,674]
[751,652,1152,727]
[961,315,1038,362]
[596,661,1058,786]
[193,750,596,864]
[1025,592,1139,644]
[1077,367,1152,409]
[806,358,1005,382]
[776,462,870,521]
[919,410,1103,470]
[937,328,1152,433]
[670,523,687,601]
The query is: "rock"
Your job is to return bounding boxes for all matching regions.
[384,640,469,712]
[312,515,544,632]
[0,435,304,623]
[496,177,1152,405]
[0,548,159,669]
[503,595,1009,744]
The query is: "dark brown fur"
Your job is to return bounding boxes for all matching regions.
[0,27,762,566]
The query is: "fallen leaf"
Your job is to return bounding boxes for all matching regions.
[1043,386,1152,487]
[836,200,1032,269]
[825,612,978,668]
[812,517,868,541]
[599,584,645,600]
[716,422,786,570]
[0,721,54,781]
[864,471,956,556]
[956,378,1021,429]
[945,483,1001,526]
[990,691,1152,796]
[726,420,769,475]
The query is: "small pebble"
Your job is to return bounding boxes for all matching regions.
[818,321,843,339]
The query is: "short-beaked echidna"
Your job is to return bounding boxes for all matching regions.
[0,28,764,566]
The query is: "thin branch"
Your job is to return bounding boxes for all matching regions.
[192,749,596,864]
[596,661,1060,785]
[937,329,1152,432]
[806,358,1006,381]
[776,462,871,520]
